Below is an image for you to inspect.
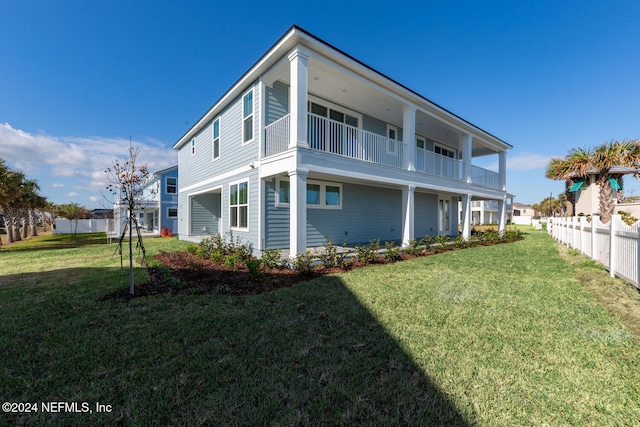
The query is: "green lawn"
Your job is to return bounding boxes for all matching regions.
[1,231,639,426]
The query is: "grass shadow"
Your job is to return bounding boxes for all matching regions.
[0,267,473,425]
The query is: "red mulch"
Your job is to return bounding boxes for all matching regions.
[99,250,415,301]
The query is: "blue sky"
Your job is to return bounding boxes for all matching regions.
[1,0,639,208]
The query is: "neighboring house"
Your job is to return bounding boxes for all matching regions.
[512,202,534,225]
[461,199,513,225]
[173,25,512,256]
[113,165,178,237]
[570,167,640,218]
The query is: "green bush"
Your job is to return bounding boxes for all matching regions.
[435,235,449,251]
[319,238,348,268]
[261,248,283,269]
[405,238,423,256]
[355,239,380,264]
[245,259,263,278]
[292,250,315,275]
[384,241,402,262]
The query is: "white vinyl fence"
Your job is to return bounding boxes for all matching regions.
[53,219,111,234]
[550,215,640,289]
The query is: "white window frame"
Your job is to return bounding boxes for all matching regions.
[242,89,254,145]
[276,178,290,206]
[167,207,178,218]
[229,179,249,230]
[276,178,342,210]
[386,124,398,155]
[166,177,177,194]
[434,143,457,159]
[212,117,220,161]
[190,139,195,156]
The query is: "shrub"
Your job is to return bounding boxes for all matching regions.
[384,241,402,262]
[422,235,436,253]
[355,239,380,264]
[405,238,423,256]
[435,235,449,251]
[454,235,467,249]
[292,250,315,275]
[261,248,283,269]
[319,238,348,269]
[245,259,263,278]
[186,244,198,255]
[224,254,239,270]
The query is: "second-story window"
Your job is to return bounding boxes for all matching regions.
[212,118,220,160]
[243,90,253,143]
[166,177,177,194]
[191,139,195,155]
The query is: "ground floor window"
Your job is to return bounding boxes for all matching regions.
[276,178,342,209]
[167,208,178,218]
[230,180,248,229]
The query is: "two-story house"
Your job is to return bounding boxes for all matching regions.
[113,165,178,237]
[173,25,511,256]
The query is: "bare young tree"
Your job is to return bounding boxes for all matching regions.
[105,144,155,296]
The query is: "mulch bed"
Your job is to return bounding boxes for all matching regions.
[99,250,413,301]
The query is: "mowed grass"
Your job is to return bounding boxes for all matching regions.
[1,230,640,426]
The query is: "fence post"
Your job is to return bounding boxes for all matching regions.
[610,215,619,278]
[591,215,597,262]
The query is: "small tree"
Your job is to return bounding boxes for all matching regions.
[105,144,154,296]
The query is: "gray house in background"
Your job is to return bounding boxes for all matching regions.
[173,25,512,256]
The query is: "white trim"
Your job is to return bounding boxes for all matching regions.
[212,117,220,161]
[179,164,258,194]
[242,88,255,145]
[386,124,398,155]
[276,178,342,210]
[167,207,178,218]
[229,179,249,231]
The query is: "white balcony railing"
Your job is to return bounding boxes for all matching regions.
[264,113,502,190]
[264,114,290,156]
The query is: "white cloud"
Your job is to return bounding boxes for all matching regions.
[507,153,552,171]
[0,122,178,192]
[51,182,65,188]
[64,192,80,198]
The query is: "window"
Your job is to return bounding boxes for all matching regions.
[167,208,178,218]
[230,180,249,229]
[307,184,321,205]
[439,199,450,232]
[325,186,340,206]
[212,118,220,160]
[243,90,253,143]
[191,139,195,155]
[416,137,425,149]
[435,144,456,158]
[276,179,342,209]
[166,177,177,194]
[277,180,290,205]
[387,124,398,155]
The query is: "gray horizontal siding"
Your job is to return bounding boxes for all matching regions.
[264,178,290,249]
[415,192,439,237]
[190,193,220,235]
[265,81,289,126]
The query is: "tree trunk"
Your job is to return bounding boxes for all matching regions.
[11,210,21,242]
[29,210,38,237]
[598,175,615,223]
[21,214,28,239]
[4,209,14,244]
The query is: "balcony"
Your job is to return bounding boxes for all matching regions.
[264,113,501,190]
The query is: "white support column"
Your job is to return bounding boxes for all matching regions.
[288,169,308,257]
[461,194,472,240]
[498,197,507,234]
[401,185,415,247]
[499,150,507,192]
[402,106,417,171]
[462,134,472,183]
[288,48,309,149]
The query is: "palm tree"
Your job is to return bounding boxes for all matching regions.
[57,203,92,235]
[546,140,640,223]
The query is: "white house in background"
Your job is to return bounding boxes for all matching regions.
[173,25,512,255]
[113,165,178,237]
[460,199,513,225]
